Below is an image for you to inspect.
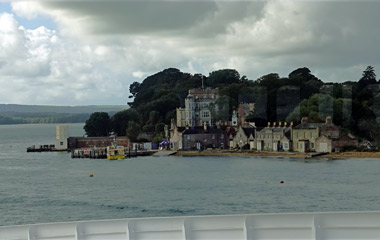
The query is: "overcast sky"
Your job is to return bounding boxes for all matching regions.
[0,1,380,106]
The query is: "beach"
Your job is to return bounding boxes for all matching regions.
[175,150,380,159]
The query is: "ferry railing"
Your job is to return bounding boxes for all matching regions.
[1,211,380,239]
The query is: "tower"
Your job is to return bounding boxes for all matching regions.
[56,125,69,150]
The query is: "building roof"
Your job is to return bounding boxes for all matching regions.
[242,127,255,137]
[293,122,324,129]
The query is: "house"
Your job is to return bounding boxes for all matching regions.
[292,117,324,152]
[316,133,358,153]
[230,126,256,149]
[256,122,292,151]
[293,116,342,153]
[182,125,228,150]
[176,88,219,127]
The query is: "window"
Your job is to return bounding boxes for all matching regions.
[311,132,314,138]
[311,143,314,148]
[202,111,210,118]
[186,135,190,140]
[297,132,300,139]
[221,134,224,139]
[284,143,288,148]
[212,134,215,139]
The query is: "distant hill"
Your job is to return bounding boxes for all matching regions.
[0,104,128,125]
[0,104,127,114]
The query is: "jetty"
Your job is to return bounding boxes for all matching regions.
[71,148,156,159]
[26,145,66,152]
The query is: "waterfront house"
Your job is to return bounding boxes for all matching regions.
[182,124,228,150]
[256,122,292,151]
[230,125,256,149]
[316,133,358,153]
[292,118,323,152]
[292,116,341,152]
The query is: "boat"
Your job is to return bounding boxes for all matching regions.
[1,211,380,239]
[106,145,126,160]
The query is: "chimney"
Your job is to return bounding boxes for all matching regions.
[279,122,282,127]
[273,122,276,127]
[284,122,288,127]
[301,117,308,124]
[268,122,271,127]
[290,122,293,126]
[326,116,332,124]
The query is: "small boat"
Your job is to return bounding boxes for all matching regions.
[106,145,126,160]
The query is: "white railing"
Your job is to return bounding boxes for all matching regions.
[1,211,380,239]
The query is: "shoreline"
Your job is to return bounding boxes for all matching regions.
[175,151,380,159]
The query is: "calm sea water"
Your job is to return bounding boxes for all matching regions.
[1,123,380,226]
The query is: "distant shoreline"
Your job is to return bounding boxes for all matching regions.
[175,151,380,159]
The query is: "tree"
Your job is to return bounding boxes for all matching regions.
[207,69,241,87]
[111,109,141,136]
[84,112,110,137]
[129,81,141,98]
[126,121,141,141]
[358,66,377,89]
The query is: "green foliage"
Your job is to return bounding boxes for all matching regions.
[111,109,141,136]
[152,133,165,144]
[207,69,241,87]
[84,112,111,137]
[126,121,141,141]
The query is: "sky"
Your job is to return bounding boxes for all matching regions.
[0,1,380,106]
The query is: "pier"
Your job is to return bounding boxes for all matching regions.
[71,148,156,159]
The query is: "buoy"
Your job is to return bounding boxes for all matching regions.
[89,173,94,177]
[280,180,284,184]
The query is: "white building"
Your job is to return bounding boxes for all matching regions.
[56,125,69,150]
[177,88,219,127]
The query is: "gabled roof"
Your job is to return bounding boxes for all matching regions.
[242,127,255,137]
[293,122,324,129]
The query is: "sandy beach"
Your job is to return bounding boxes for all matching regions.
[175,151,380,159]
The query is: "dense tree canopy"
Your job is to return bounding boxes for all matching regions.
[84,112,111,137]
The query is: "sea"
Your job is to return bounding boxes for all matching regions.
[1,123,380,227]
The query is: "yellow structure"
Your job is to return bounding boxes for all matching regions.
[292,117,323,152]
[106,146,126,160]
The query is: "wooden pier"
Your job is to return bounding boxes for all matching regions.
[71,148,156,159]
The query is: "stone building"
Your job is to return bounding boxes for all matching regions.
[292,118,324,152]
[67,137,129,150]
[182,125,227,150]
[256,122,292,151]
[230,126,256,149]
[176,88,219,127]
[292,116,341,153]
[316,133,358,153]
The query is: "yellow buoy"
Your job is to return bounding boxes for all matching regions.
[89,173,94,177]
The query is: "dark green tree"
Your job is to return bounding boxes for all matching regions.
[358,66,377,89]
[84,112,110,137]
[129,81,141,98]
